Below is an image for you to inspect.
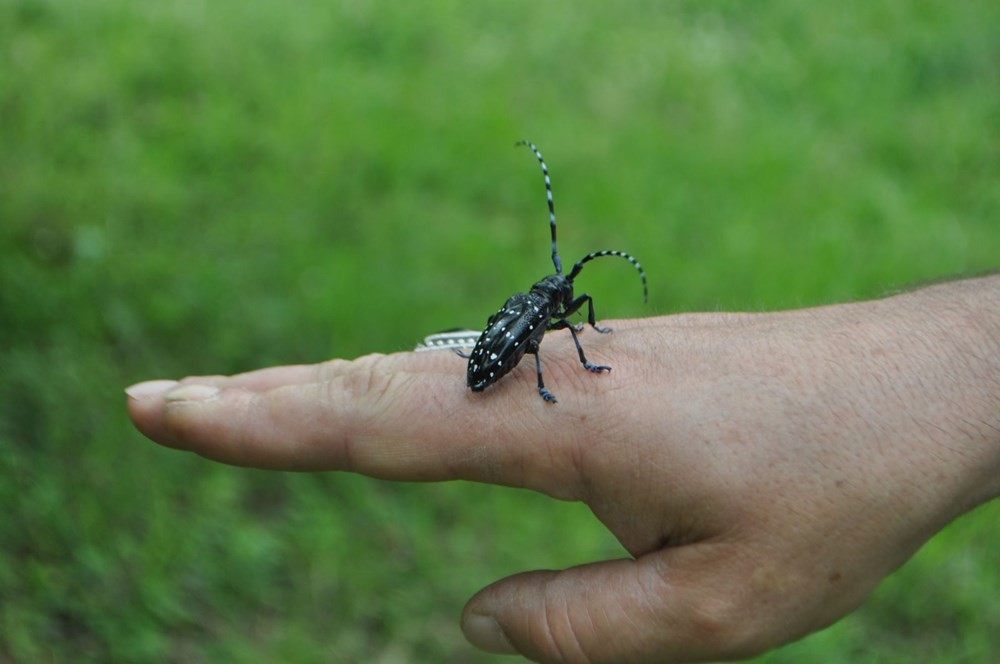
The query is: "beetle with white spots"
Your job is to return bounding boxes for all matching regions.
[460,141,648,403]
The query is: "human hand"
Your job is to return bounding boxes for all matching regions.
[126,276,1000,663]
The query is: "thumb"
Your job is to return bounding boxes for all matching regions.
[460,550,765,664]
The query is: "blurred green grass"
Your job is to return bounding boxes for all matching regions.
[1,0,998,661]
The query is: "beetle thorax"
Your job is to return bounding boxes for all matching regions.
[530,274,574,312]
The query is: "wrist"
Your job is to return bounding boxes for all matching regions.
[870,275,1000,509]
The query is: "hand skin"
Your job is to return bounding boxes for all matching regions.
[126,275,1000,663]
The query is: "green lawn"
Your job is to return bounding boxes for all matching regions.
[1,0,998,661]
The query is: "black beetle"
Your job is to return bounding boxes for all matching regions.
[460,141,647,403]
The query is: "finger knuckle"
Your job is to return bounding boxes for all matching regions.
[680,590,773,659]
[536,596,593,664]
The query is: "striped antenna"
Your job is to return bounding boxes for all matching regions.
[516,140,562,275]
[567,250,648,303]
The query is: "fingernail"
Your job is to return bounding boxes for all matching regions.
[125,380,179,400]
[164,384,220,402]
[462,614,517,655]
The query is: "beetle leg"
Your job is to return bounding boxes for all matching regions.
[550,318,612,374]
[560,293,612,334]
[527,339,557,403]
[547,321,585,333]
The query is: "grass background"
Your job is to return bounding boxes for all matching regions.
[1,0,998,661]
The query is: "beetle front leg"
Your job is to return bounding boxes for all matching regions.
[559,293,612,334]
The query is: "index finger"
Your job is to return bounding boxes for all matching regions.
[125,344,622,499]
